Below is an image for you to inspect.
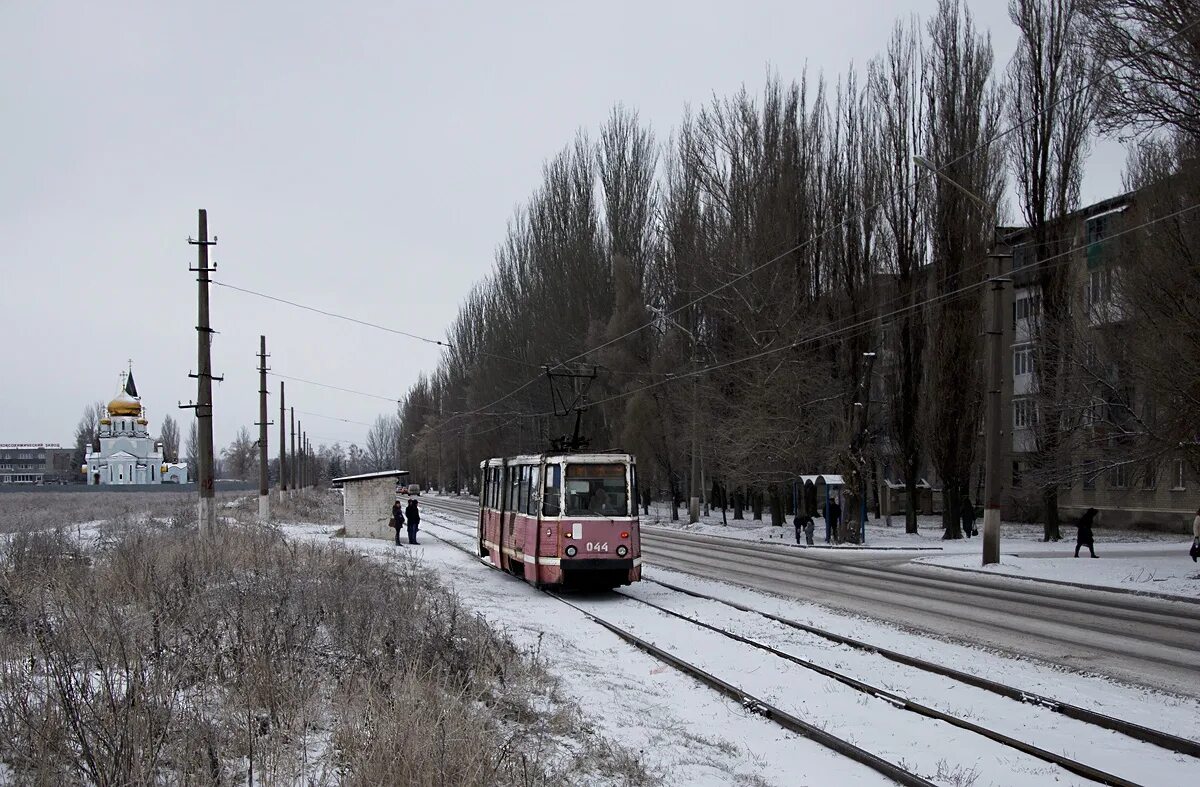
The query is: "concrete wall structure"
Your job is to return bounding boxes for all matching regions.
[335,471,407,539]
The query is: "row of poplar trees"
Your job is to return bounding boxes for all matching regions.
[395,0,1200,539]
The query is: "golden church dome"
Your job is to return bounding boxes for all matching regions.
[107,392,141,417]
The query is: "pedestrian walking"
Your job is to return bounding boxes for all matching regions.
[405,497,421,545]
[1074,507,1098,558]
[802,513,815,545]
[1190,507,1200,563]
[961,491,977,538]
[390,498,405,546]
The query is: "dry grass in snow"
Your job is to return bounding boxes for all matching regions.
[0,492,653,785]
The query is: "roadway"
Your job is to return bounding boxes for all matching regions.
[641,526,1200,697]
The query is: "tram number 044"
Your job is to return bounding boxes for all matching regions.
[586,542,609,553]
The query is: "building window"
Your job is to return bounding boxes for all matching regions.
[1013,344,1034,377]
[1013,398,1036,429]
[1173,460,1186,491]
[1111,463,1129,489]
[1142,461,1157,491]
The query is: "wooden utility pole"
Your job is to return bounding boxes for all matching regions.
[181,209,221,535]
[983,253,1011,565]
[279,382,287,498]
[256,336,271,521]
[290,407,296,491]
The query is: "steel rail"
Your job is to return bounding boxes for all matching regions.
[644,576,1200,760]
[617,588,1144,787]
[418,523,936,786]
[425,498,1200,759]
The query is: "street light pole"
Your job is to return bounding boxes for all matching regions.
[914,155,1011,565]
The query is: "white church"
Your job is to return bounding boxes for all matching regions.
[84,369,188,485]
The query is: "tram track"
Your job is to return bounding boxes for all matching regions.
[417,520,934,786]
[420,504,1200,758]
[416,517,1189,786]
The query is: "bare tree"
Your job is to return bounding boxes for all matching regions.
[185,419,198,474]
[871,19,930,533]
[922,0,1005,539]
[221,427,257,481]
[1008,0,1095,540]
[365,415,399,471]
[158,414,180,463]
[1083,0,1200,139]
[71,401,106,477]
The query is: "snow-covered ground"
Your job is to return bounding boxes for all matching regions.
[644,503,1200,598]
[281,507,1200,787]
[916,549,1200,599]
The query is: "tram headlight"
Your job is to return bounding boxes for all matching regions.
[565,545,578,557]
[616,545,628,557]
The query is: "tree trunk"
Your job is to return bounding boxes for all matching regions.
[904,477,920,534]
[751,488,763,521]
[1042,486,1061,541]
[768,484,784,527]
[733,487,744,520]
[942,483,963,540]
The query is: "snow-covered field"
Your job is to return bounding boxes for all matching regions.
[281,506,1200,787]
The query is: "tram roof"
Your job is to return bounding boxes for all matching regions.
[480,452,634,468]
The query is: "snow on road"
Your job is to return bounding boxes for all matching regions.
[916,549,1200,599]
[283,508,1200,787]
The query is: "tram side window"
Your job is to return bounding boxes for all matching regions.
[630,465,639,515]
[526,465,540,516]
[565,464,629,517]
[516,466,530,513]
[542,464,562,516]
[509,466,522,512]
[491,467,500,508]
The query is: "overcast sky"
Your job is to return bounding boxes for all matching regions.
[1,0,1127,453]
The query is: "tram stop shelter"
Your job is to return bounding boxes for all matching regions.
[798,474,849,543]
[332,470,409,539]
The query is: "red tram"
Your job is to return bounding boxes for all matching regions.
[477,452,641,589]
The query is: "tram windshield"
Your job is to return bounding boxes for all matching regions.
[565,463,629,517]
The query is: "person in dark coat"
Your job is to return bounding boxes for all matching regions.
[828,499,842,544]
[390,498,405,546]
[405,498,420,544]
[960,490,977,538]
[1075,507,1098,558]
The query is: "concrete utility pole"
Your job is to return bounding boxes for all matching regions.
[279,382,287,499]
[290,407,296,492]
[297,423,304,489]
[182,209,221,535]
[983,253,1011,565]
[256,336,271,521]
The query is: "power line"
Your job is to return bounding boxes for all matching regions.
[213,279,538,367]
[268,372,399,402]
[296,410,374,428]
[213,280,449,347]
